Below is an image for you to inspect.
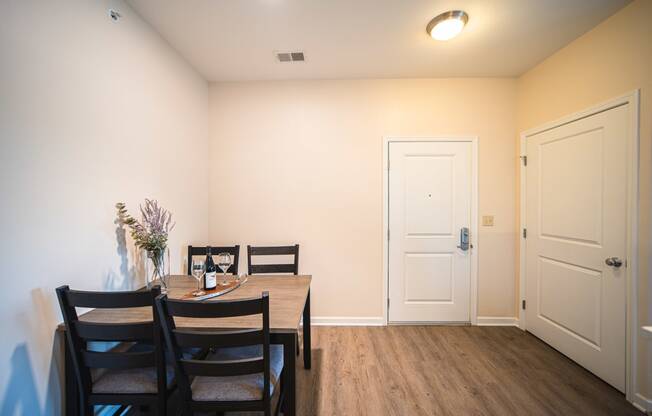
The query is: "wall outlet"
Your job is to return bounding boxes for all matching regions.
[482,215,494,226]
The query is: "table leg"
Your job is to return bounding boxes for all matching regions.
[303,289,311,369]
[279,333,296,416]
[65,341,80,416]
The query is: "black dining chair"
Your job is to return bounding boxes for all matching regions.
[247,244,302,356]
[155,292,284,416]
[187,245,240,275]
[56,285,173,416]
[247,244,299,275]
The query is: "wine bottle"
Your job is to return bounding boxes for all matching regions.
[204,246,217,290]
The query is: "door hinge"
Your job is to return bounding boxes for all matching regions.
[388,229,390,240]
[522,300,526,310]
[523,228,527,239]
[387,298,390,309]
[521,155,527,166]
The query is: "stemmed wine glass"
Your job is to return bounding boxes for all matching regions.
[191,259,206,296]
[217,252,233,286]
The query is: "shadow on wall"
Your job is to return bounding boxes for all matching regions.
[0,344,41,416]
[0,336,63,416]
[104,215,145,290]
[3,289,67,416]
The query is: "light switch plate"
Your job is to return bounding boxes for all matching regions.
[482,215,494,226]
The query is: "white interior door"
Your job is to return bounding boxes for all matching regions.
[525,105,628,392]
[389,141,472,323]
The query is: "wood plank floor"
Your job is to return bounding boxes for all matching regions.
[145,326,641,415]
[289,326,641,416]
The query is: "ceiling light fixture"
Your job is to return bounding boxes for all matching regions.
[426,10,468,41]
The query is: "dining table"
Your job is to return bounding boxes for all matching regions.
[58,274,312,416]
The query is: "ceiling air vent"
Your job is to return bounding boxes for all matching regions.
[276,51,305,63]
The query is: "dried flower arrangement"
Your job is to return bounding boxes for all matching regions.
[116,199,175,287]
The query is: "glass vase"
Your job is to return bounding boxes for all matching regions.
[146,248,170,293]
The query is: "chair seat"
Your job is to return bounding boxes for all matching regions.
[191,345,284,402]
[92,365,175,394]
[90,342,183,395]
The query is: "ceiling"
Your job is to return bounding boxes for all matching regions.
[126,0,630,82]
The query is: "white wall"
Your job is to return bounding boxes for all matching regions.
[208,78,517,321]
[0,1,209,414]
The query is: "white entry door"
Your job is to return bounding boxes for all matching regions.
[525,105,628,391]
[389,141,473,323]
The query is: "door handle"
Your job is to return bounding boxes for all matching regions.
[457,227,470,251]
[605,257,623,268]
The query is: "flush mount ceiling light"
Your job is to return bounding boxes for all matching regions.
[426,10,469,41]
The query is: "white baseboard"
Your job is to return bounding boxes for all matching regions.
[475,316,520,327]
[308,316,521,327]
[633,393,652,413]
[310,316,385,326]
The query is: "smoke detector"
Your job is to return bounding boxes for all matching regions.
[275,51,305,63]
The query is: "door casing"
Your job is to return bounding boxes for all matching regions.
[383,136,479,326]
[518,90,640,405]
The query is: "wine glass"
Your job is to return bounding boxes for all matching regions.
[191,259,206,296]
[217,252,233,286]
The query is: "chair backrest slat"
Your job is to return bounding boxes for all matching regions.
[172,329,263,348]
[74,321,154,342]
[187,245,239,275]
[248,245,296,256]
[247,244,299,275]
[165,297,263,318]
[66,289,155,309]
[248,263,297,275]
[82,350,156,369]
[180,358,264,377]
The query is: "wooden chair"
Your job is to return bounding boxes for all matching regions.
[247,244,299,275]
[187,245,240,275]
[155,292,284,416]
[56,285,172,416]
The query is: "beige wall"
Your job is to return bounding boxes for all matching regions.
[0,0,209,413]
[208,78,517,320]
[516,0,652,398]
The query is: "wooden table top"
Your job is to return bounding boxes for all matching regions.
[59,275,311,333]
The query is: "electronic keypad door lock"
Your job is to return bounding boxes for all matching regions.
[457,227,470,251]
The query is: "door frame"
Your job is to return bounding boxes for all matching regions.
[518,90,640,403]
[382,136,479,326]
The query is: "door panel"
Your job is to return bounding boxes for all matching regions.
[405,155,454,235]
[538,257,602,346]
[389,141,472,323]
[539,128,603,244]
[526,105,628,392]
[404,253,453,302]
